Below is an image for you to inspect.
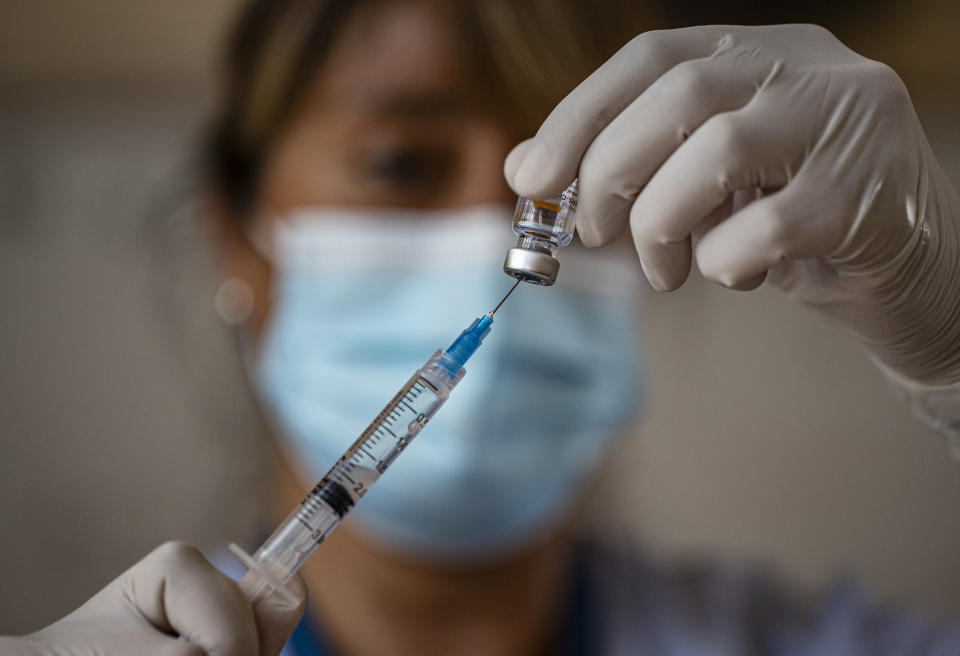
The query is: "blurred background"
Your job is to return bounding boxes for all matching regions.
[1,0,959,635]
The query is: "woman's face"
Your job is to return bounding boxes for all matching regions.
[263,0,520,212]
[213,1,645,560]
[217,0,522,330]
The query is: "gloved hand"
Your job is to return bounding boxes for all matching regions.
[0,542,306,656]
[505,24,960,391]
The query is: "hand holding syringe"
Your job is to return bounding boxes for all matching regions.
[231,280,522,605]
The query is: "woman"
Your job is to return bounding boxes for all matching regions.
[4,0,959,653]
[205,1,645,653]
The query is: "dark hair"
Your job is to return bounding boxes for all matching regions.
[203,0,650,217]
[205,0,357,216]
[658,0,889,29]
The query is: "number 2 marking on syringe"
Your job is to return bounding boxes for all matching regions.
[341,377,438,478]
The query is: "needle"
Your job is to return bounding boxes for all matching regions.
[488,279,522,317]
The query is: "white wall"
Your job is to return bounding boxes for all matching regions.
[0,0,241,87]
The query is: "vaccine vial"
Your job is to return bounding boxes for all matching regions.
[502,180,577,285]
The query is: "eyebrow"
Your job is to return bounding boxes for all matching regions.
[350,91,467,118]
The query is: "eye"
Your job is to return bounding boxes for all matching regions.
[359,146,454,197]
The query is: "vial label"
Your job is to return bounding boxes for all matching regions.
[555,180,578,211]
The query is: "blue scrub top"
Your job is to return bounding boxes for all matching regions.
[217,542,960,656]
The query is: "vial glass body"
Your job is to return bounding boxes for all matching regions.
[503,180,578,285]
[512,180,578,256]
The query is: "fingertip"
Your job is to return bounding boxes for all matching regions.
[638,255,691,292]
[635,237,692,292]
[256,574,307,625]
[504,139,534,193]
[251,575,307,656]
[257,575,307,618]
[643,267,689,292]
[696,244,767,290]
[150,540,206,566]
[508,140,575,200]
[283,574,308,611]
[576,221,605,248]
[726,271,767,291]
[695,219,771,291]
[577,207,632,248]
[512,140,550,196]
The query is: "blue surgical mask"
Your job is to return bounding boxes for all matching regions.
[252,205,644,561]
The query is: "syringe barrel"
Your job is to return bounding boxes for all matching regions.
[254,499,338,576]
[234,315,495,605]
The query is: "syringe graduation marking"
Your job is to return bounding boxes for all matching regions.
[301,376,444,521]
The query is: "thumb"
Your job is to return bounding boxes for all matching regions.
[503,138,535,194]
[252,573,307,656]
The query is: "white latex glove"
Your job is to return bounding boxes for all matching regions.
[0,542,306,656]
[505,24,960,448]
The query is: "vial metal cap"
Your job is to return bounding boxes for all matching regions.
[503,247,559,286]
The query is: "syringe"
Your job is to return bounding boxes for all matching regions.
[230,280,522,605]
